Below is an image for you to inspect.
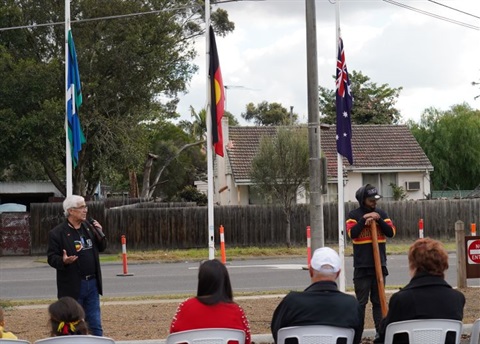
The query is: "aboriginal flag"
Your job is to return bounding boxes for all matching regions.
[209,26,224,157]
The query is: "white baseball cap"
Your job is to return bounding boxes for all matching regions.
[310,247,341,273]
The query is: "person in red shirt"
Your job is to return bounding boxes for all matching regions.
[170,259,251,344]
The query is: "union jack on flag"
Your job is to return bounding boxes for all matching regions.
[336,37,353,165]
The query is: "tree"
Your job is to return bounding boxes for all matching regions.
[241,101,298,126]
[250,127,309,247]
[319,70,402,124]
[0,0,234,195]
[139,120,206,200]
[408,103,480,190]
[178,106,239,142]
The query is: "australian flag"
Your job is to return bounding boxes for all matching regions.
[336,37,353,165]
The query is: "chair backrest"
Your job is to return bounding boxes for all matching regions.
[166,328,245,344]
[384,319,463,344]
[34,335,115,344]
[0,340,31,344]
[471,318,480,344]
[277,325,355,344]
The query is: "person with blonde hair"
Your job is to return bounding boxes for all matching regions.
[374,238,465,344]
[48,297,89,336]
[0,305,18,339]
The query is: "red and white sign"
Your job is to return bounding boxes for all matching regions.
[467,239,480,264]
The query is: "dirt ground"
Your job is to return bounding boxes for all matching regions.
[4,287,478,343]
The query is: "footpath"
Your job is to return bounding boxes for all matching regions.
[1,256,474,344]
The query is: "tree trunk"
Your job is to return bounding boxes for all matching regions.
[43,163,66,197]
[143,141,205,199]
[140,153,158,198]
[285,211,291,248]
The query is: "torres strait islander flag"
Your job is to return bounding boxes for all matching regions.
[209,25,224,157]
[67,29,86,168]
[336,36,353,165]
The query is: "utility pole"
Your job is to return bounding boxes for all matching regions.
[305,0,324,249]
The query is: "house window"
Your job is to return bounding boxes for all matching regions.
[248,186,270,205]
[362,173,396,201]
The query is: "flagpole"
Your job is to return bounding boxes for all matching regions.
[65,0,73,197]
[335,0,346,292]
[205,0,215,260]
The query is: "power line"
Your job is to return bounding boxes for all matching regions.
[427,0,480,20]
[0,0,264,32]
[383,0,479,31]
[0,5,193,32]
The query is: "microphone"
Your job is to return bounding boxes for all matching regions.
[88,217,106,239]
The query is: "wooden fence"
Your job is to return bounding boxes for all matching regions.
[28,199,480,254]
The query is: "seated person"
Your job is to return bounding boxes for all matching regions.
[48,296,89,336]
[271,247,362,344]
[170,259,251,344]
[374,238,465,344]
[0,305,18,339]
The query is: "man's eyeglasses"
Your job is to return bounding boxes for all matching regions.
[72,205,88,210]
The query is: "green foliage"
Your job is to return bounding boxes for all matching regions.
[241,101,298,126]
[144,121,206,200]
[250,127,309,246]
[408,103,480,190]
[319,70,402,124]
[178,107,239,142]
[176,185,207,206]
[0,0,234,195]
[389,183,408,201]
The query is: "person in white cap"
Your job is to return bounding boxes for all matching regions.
[271,247,362,344]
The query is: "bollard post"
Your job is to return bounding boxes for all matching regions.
[418,218,424,238]
[306,226,312,268]
[455,221,466,288]
[219,225,226,264]
[471,223,477,236]
[117,235,134,277]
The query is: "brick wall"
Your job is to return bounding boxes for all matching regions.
[0,212,30,256]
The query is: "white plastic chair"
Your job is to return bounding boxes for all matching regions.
[471,318,480,344]
[384,319,463,344]
[277,325,355,344]
[34,335,115,344]
[0,340,31,344]
[166,328,245,344]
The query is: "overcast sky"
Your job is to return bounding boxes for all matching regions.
[176,0,480,125]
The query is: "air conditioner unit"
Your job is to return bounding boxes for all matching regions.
[405,181,421,191]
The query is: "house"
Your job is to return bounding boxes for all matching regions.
[0,181,63,210]
[213,121,433,205]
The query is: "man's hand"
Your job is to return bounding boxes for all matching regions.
[364,212,380,226]
[62,249,78,264]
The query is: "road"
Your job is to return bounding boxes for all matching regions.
[0,254,479,300]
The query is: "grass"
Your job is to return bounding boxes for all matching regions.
[32,241,457,265]
[105,240,457,263]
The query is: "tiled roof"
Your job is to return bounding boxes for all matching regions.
[226,124,433,182]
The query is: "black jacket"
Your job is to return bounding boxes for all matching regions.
[374,273,465,344]
[47,220,107,299]
[346,185,395,270]
[271,281,363,344]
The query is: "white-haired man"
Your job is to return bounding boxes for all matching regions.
[271,247,362,344]
[47,195,107,336]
